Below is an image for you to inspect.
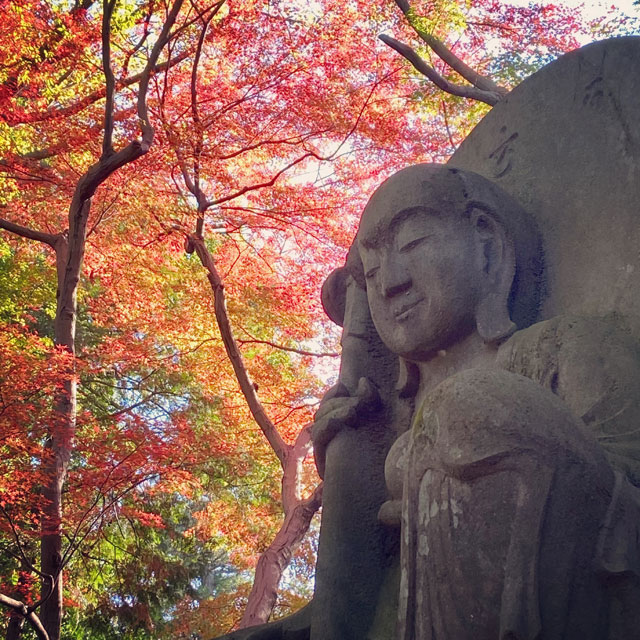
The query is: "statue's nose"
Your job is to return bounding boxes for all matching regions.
[381,260,412,298]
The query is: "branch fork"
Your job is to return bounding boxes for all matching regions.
[381,0,508,106]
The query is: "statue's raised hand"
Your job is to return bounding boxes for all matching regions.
[312,377,381,479]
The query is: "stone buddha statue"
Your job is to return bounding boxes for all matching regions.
[212,38,640,640]
[342,163,640,640]
[214,154,640,640]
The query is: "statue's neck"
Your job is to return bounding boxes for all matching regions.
[414,331,498,408]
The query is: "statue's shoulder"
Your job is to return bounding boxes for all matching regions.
[498,314,640,485]
[497,314,640,386]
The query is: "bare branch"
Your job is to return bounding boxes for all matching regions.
[0,218,61,247]
[188,235,291,466]
[102,0,117,156]
[205,153,313,208]
[242,475,321,627]
[0,503,38,575]
[60,472,153,572]
[282,423,314,513]
[388,0,507,101]
[169,0,235,238]
[14,51,192,126]
[138,0,186,146]
[0,160,60,186]
[71,0,186,206]
[237,338,339,359]
[29,574,56,614]
[379,34,502,106]
[20,149,56,161]
[212,129,332,161]
[121,2,153,76]
[172,142,200,200]
[393,0,410,13]
[413,31,506,95]
[0,504,56,611]
[239,480,322,628]
[163,0,225,43]
[191,18,207,193]
[190,7,217,235]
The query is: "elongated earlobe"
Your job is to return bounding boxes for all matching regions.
[476,293,517,343]
[470,207,517,343]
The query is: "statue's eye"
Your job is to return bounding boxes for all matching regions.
[365,266,379,280]
[399,236,429,253]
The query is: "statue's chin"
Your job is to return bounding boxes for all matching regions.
[391,331,475,364]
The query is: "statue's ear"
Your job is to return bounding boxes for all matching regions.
[321,267,348,327]
[470,206,517,343]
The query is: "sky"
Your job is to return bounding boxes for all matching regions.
[519,0,639,44]
[516,0,636,12]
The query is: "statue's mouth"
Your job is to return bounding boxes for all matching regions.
[394,298,424,321]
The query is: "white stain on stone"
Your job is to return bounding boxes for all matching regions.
[418,472,433,527]
[418,533,430,556]
[450,498,462,528]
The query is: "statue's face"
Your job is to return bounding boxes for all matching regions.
[358,208,482,361]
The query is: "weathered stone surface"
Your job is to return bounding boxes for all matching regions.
[213,604,311,640]
[497,314,640,485]
[400,367,615,640]
[450,37,640,321]
[350,162,640,639]
[311,259,406,640]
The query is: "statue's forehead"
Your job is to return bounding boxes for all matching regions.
[358,207,431,249]
[357,166,467,248]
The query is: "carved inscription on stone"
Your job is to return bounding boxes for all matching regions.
[488,125,518,178]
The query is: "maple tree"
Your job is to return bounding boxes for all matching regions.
[0,0,636,638]
[0,1,421,636]
[0,1,197,637]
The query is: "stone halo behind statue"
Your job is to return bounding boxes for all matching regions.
[450,36,640,323]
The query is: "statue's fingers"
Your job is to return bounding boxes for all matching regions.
[322,381,350,401]
[312,406,357,447]
[355,376,382,413]
[326,405,358,428]
[314,395,357,422]
[311,418,335,449]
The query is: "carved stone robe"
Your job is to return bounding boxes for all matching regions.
[396,316,640,640]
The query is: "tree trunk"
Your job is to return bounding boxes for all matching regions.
[239,484,322,628]
[40,202,87,640]
[39,381,74,639]
[189,235,323,627]
[1,5,181,634]
[6,611,25,640]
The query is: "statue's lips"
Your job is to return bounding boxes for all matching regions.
[394,298,424,321]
